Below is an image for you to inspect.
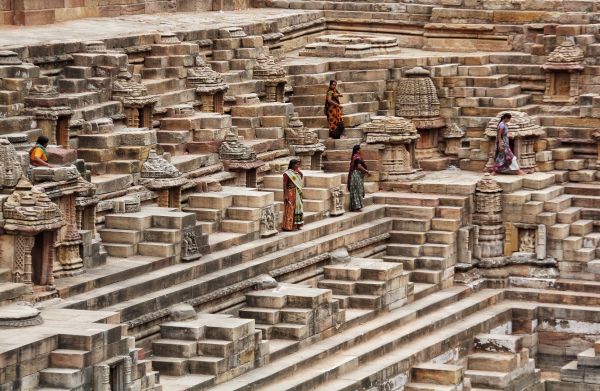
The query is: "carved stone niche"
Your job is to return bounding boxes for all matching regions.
[25,85,73,148]
[219,131,262,188]
[504,222,546,260]
[0,179,65,297]
[542,40,584,104]
[187,56,228,114]
[395,67,446,164]
[361,116,423,184]
[284,114,325,170]
[260,205,278,238]
[253,54,287,103]
[112,76,157,128]
[139,150,187,210]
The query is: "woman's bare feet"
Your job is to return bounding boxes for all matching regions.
[517,170,526,176]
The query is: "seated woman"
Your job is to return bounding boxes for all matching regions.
[29,136,53,168]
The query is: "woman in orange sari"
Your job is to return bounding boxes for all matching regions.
[282,159,304,231]
[325,80,345,139]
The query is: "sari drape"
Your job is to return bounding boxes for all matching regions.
[282,169,304,230]
[348,152,366,211]
[325,89,345,139]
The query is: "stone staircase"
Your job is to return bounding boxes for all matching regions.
[152,313,266,382]
[381,193,466,289]
[184,187,274,237]
[554,338,600,389]
[99,208,201,259]
[464,334,539,390]
[317,257,412,311]
[239,283,345,340]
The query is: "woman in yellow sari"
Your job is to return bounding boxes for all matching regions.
[282,159,304,231]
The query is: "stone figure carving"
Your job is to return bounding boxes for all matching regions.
[260,205,278,237]
[181,226,201,262]
[330,186,344,217]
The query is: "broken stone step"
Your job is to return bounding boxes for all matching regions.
[464,369,512,389]
[410,269,443,284]
[151,356,189,376]
[48,349,91,369]
[382,256,416,270]
[188,193,233,209]
[467,351,517,372]
[412,362,464,385]
[423,243,454,259]
[392,218,431,232]
[386,205,436,220]
[183,207,225,222]
[387,244,422,257]
[152,339,197,358]
[220,219,260,234]
[103,243,138,258]
[98,228,141,245]
[143,228,181,243]
[431,218,461,232]
[405,383,457,391]
[137,242,177,258]
[416,257,451,271]
[425,231,456,244]
[389,230,426,245]
[39,368,84,388]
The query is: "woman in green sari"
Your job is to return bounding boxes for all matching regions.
[282,159,304,231]
[348,145,370,211]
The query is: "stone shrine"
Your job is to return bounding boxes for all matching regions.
[0,2,600,391]
[395,66,448,170]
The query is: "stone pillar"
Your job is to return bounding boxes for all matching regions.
[472,174,505,263]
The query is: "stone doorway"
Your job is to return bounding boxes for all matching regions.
[109,360,125,391]
[31,231,53,287]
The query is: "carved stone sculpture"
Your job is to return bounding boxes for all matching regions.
[181,226,202,262]
[112,74,158,128]
[472,174,505,266]
[219,131,256,161]
[330,186,345,217]
[260,205,278,237]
